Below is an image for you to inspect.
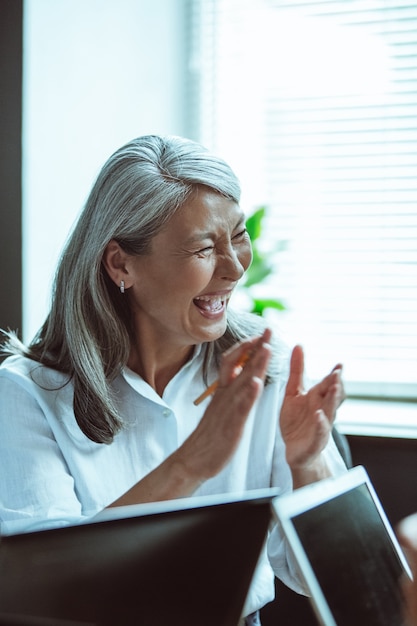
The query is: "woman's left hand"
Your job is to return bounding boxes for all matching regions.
[279,345,345,487]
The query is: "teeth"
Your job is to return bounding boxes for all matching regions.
[195,294,230,303]
[194,295,228,312]
[195,296,223,303]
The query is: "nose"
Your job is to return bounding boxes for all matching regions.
[218,245,251,282]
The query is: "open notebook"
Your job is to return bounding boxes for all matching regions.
[0,489,278,626]
[273,465,412,626]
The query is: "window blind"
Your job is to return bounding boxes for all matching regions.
[187,0,417,400]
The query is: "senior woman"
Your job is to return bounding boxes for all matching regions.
[0,135,346,623]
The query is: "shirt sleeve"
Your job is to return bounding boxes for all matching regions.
[0,371,87,535]
[267,432,348,594]
[263,350,349,594]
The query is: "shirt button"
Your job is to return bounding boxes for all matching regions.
[162,409,171,418]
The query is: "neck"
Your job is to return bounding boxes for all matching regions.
[128,337,194,397]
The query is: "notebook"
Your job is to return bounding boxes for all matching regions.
[0,488,278,626]
[273,465,412,626]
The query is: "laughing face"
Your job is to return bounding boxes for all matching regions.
[126,187,252,351]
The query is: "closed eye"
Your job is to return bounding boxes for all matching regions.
[233,228,248,240]
[195,245,214,255]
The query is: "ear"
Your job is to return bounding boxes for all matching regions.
[102,240,132,289]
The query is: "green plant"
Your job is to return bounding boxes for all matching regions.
[241,206,286,316]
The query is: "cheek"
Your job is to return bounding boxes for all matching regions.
[240,244,253,272]
[172,262,214,296]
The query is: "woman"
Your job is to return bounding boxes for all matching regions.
[0,135,346,622]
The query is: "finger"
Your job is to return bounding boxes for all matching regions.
[220,328,272,385]
[221,328,271,365]
[244,336,272,382]
[397,513,417,551]
[320,378,345,423]
[316,364,343,391]
[334,375,346,407]
[227,336,272,390]
[285,345,304,397]
[219,341,255,385]
[330,365,345,404]
[315,368,345,408]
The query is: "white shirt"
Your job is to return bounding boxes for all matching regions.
[0,344,347,614]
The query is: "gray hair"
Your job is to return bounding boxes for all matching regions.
[4,135,273,443]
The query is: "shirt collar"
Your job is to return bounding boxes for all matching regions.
[121,343,206,403]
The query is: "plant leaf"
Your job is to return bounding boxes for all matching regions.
[251,298,286,316]
[245,207,265,242]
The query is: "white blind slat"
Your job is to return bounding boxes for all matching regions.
[189,0,417,400]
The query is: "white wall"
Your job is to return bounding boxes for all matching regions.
[23,0,187,341]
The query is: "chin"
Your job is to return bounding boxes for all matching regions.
[201,321,228,344]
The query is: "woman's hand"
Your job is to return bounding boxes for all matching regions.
[178,328,273,481]
[108,329,272,508]
[280,345,345,488]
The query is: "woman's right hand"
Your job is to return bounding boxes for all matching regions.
[107,329,272,508]
[177,328,272,482]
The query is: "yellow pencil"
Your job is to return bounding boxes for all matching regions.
[193,352,251,406]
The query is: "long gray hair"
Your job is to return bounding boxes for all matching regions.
[4,135,273,443]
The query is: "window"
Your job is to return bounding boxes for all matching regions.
[188,0,417,402]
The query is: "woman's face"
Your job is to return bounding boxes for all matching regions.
[127,187,252,349]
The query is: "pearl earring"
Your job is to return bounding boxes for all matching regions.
[120,280,125,294]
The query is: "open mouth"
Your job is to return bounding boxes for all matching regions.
[193,295,228,315]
